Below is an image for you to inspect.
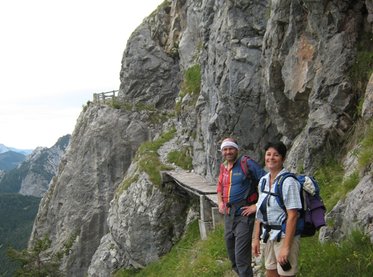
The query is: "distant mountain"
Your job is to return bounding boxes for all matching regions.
[0,144,33,155]
[0,144,8,153]
[0,135,71,197]
[0,138,69,276]
[0,151,26,171]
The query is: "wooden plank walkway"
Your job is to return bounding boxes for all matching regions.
[162,171,218,205]
[162,170,222,239]
[162,171,216,194]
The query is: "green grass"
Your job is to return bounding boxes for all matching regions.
[350,32,373,98]
[314,162,360,211]
[299,230,373,277]
[351,50,373,85]
[114,223,373,277]
[167,148,193,171]
[109,100,173,125]
[109,100,156,112]
[115,128,177,197]
[358,121,373,169]
[313,161,344,210]
[110,98,124,110]
[136,128,176,186]
[61,232,78,256]
[181,64,201,96]
[314,120,373,211]
[176,64,201,116]
[114,221,232,277]
[115,174,139,199]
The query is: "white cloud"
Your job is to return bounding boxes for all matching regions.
[0,0,162,149]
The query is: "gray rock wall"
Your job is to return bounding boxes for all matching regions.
[118,6,181,108]
[264,0,364,173]
[19,136,70,197]
[321,71,373,243]
[30,105,150,276]
[88,170,194,276]
[193,0,269,179]
[29,0,373,276]
[0,135,71,197]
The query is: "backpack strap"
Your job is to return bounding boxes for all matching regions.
[240,155,258,205]
[274,172,298,211]
[259,178,282,241]
[240,155,250,179]
[259,172,300,242]
[259,178,266,193]
[277,172,306,237]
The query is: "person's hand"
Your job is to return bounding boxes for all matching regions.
[277,245,290,265]
[252,238,261,257]
[240,204,256,216]
[218,202,225,214]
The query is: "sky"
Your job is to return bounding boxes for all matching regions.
[0,0,163,150]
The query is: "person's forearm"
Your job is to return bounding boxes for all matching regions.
[252,219,262,257]
[253,219,261,240]
[217,192,223,205]
[283,210,297,249]
[217,192,225,214]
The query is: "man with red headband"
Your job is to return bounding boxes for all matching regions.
[217,138,266,277]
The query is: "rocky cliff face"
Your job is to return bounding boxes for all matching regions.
[321,73,373,243]
[30,105,152,276]
[18,135,70,197]
[30,0,373,276]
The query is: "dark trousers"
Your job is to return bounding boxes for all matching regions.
[224,214,255,277]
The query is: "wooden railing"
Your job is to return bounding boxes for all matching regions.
[93,90,118,104]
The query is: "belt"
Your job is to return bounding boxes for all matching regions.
[226,199,252,218]
[262,223,282,242]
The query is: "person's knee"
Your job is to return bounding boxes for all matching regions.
[266,269,280,277]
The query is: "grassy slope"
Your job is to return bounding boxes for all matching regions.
[115,221,373,277]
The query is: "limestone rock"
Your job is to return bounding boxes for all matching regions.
[87,233,123,277]
[29,1,373,276]
[118,5,181,109]
[362,73,373,120]
[321,171,373,243]
[88,163,196,275]
[0,135,70,197]
[18,135,70,197]
[29,105,150,277]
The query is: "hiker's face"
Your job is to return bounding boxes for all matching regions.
[222,147,238,162]
[265,147,284,171]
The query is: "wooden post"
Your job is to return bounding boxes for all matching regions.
[198,195,213,240]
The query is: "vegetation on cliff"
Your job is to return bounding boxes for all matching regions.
[115,221,373,277]
[0,193,40,277]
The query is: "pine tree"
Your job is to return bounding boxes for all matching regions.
[7,236,62,277]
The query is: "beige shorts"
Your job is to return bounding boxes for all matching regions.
[263,236,300,276]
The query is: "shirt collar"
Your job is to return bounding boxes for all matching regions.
[272,168,287,181]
